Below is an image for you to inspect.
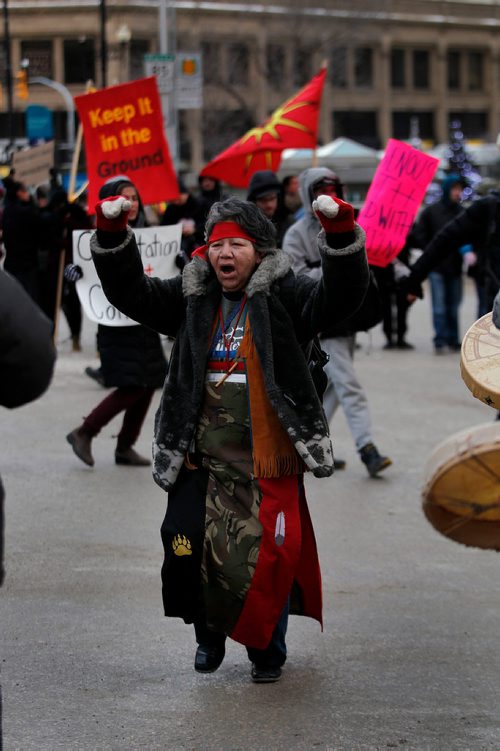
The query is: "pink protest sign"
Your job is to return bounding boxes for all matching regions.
[357,139,440,267]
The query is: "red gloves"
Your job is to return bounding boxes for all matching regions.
[312,195,354,234]
[95,196,131,232]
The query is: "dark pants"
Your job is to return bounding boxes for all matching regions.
[83,386,154,448]
[62,282,82,339]
[374,265,410,344]
[194,600,289,668]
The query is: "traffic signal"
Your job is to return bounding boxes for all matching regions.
[15,69,28,100]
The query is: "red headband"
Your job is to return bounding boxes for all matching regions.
[191,221,256,259]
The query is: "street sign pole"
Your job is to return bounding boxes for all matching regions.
[157,0,178,166]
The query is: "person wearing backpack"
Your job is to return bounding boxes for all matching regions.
[283,167,392,478]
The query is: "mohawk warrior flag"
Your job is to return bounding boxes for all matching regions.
[200,67,327,188]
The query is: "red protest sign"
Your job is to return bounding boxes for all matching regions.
[357,139,439,267]
[75,77,179,209]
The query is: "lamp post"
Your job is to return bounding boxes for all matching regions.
[99,0,107,88]
[116,23,131,83]
[158,0,178,164]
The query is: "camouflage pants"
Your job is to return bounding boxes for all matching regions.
[196,381,262,633]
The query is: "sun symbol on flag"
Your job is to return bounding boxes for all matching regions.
[239,100,315,172]
[240,100,314,146]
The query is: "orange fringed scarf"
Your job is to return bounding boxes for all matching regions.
[238,320,305,479]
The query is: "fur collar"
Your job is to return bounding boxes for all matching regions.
[182,250,291,298]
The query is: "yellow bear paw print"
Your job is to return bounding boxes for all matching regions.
[172,534,192,556]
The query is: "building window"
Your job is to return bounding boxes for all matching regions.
[449,111,487,140]
[390,49,406,88]
[267,43,285,90]
[354,47,373,87]
[447,50,461,90]
[227,43,249,86]
[333,110,379,149]
[130,40,150,81]
[64,38,95,84]
[20,40,53,78]
[392,111,435,141]
[468,51,484,91]
[413,50,429,89]
[331,46,347,88]
[201,42,221,84]
[293,48,312,87]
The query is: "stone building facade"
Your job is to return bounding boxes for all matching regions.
[2,0,500,174]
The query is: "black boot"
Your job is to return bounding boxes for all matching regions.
[85,366,105,386]
[194,644,226,673]
[359,443,392,478]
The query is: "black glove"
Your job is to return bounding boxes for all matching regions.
[398,274,424,300]
[64,263,83,282]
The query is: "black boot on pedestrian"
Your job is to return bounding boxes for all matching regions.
[115,446,151,466]
[66,426,94,467]
[359,443,392,478]
[396,339,414,350]
[194,644,226,673]
[85,366,105,386]
[250,664,282,683]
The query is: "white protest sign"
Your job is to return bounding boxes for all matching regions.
[72,224,182,326]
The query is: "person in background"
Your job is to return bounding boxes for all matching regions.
[195,174,227,242]
[402,187,500,333]
[372,243,414,350]
[246,170,293,246]
[283,166,392,478]
[282,174,302,218]
[160,175,201,267]
[66,177,168,467]
[36,187,67,325]
[2,180,42,302]
[55,189,93,352]
[1,268,56,585]
[2,168,16,193]
[90,192,369,683]
[409,174,467,353]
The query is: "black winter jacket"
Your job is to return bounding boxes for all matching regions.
[97,322,167,388]
[406,195,500,297]
[1,269,55,585]
[2,199,42,274]
[91,225,369,491]
[410,199,464,276]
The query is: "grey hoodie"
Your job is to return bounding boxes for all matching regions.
[283,167,347,281]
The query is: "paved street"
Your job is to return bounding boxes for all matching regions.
[1,279,499,750]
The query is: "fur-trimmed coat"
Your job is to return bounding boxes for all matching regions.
[91,225,369,492]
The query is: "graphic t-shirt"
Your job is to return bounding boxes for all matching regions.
[206,291,248,383]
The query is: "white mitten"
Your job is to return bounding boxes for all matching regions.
[95,195,131,231]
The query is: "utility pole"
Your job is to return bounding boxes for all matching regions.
[2,0,14,153]
[99,0,107,88]
[158,0,178,165]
